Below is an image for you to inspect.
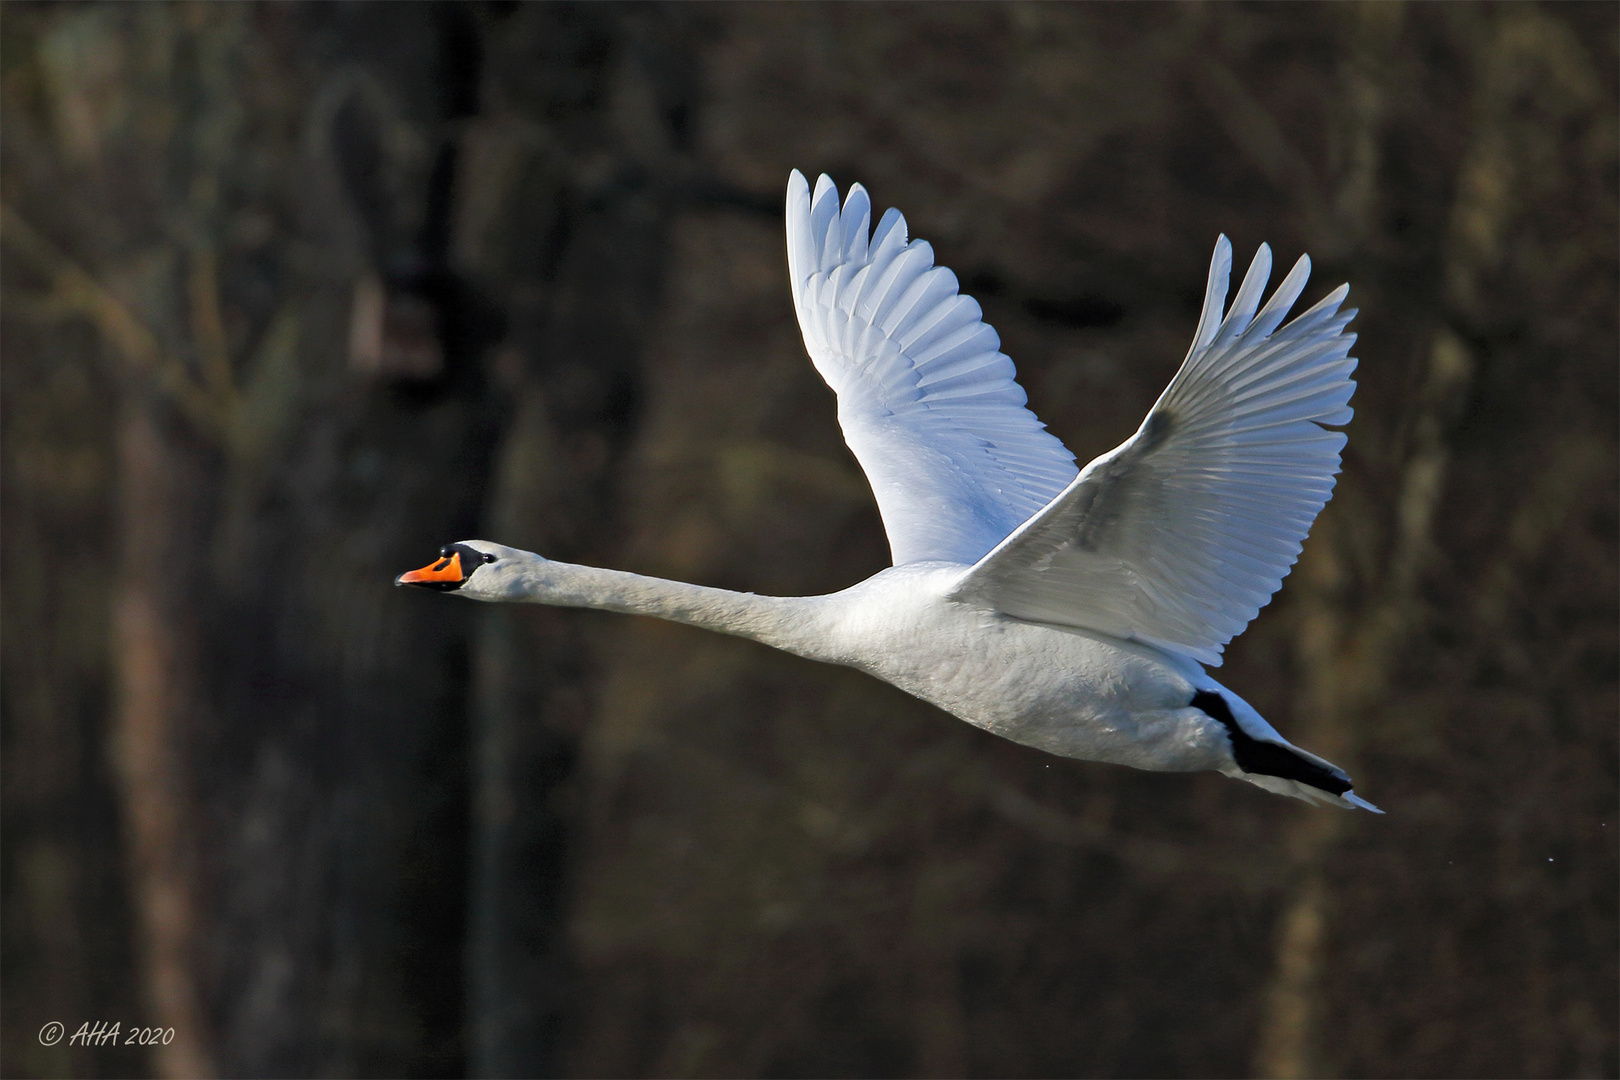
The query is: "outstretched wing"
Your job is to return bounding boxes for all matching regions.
[949,237,1357,667]
[786,171,1078,566]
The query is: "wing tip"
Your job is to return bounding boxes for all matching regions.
[1192,236,1236,354]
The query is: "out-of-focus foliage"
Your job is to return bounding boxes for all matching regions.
[2,4,1614,1078]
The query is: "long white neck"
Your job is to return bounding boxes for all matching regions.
[503,556,835,661]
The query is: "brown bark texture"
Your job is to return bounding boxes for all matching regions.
[2,3,1614,1078]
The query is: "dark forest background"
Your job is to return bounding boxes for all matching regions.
[2,3,1615,1078]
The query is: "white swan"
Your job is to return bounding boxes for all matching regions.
[399,171,1379,812]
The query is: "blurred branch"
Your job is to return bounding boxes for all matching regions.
[1196,59,1333,248]
[1256,323,1474,1080]
[1475,434,1610,634]
[0,202,226,436]
[1,203,160,369]
[980,779,1294,889]
[186,241,238,408]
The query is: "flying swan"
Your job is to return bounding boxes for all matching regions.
[399,171,1379,812]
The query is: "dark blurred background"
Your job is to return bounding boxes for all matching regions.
[2,3,1615,1078]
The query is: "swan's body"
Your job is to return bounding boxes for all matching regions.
[401,172,1379,812]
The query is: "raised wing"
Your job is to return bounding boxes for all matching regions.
[949,237,1357,667]
[786,171,1078,566]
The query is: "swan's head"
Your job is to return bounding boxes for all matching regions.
[395,540,536,601]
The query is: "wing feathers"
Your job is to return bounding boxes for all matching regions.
[1248,254,1311,340]
[870,206,907,261]
[790,172,1356,659]
[810,175,840,273]
[840,185,871,264]
[1211,242,1272,350]
[901,294,978,352]
[951,236,1357,666]
[786,171,1077,565]
[1191,236,1233,354]
[882,268,955,336]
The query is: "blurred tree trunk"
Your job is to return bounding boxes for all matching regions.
[460,6,697,1074]
[5,4,506,1074]
[1254,7,1613,1074]
[4,5,700,1075]
[112,399,215,1079]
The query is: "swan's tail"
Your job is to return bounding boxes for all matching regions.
[1192,689,1383,813]
[1231,770,1384,813]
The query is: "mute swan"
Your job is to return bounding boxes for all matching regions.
[399,171,1379,812]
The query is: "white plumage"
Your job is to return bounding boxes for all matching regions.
[399,170,1379,812]
[786,172,1078,566]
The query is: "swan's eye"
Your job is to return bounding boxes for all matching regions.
[482,552,497,564]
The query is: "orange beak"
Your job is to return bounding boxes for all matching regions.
[396,550,466,588]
